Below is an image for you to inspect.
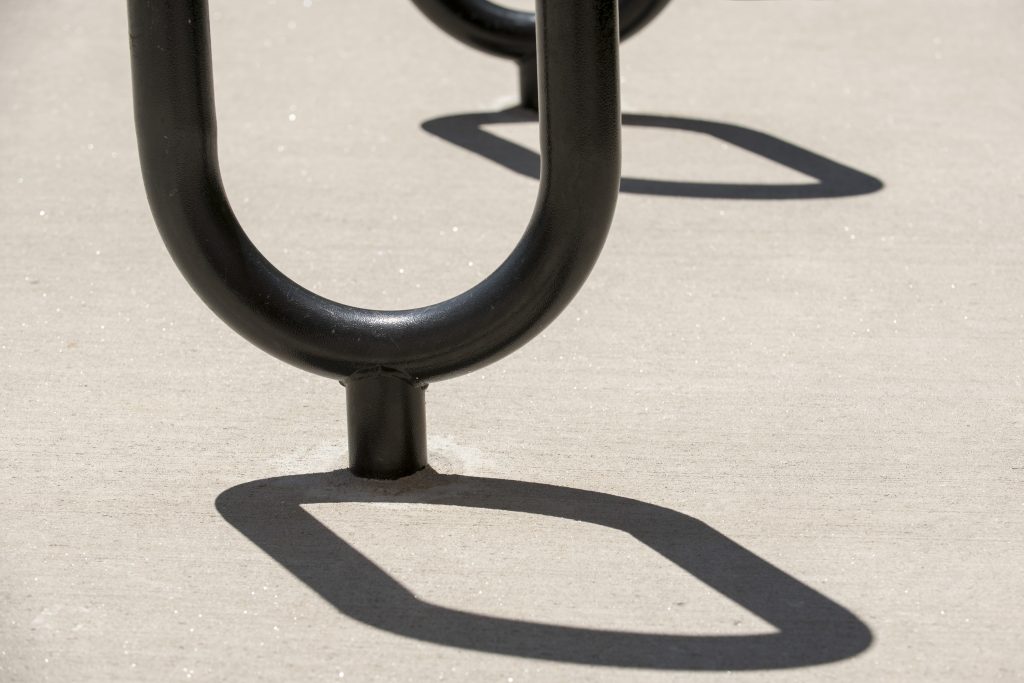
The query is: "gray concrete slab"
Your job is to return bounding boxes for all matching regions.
[1,1,1022,681]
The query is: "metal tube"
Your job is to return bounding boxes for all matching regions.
[345,373,427,479]
[128,0,621,477]
[411,0,668,109]
[517,57,538,112]
[128,0,619,384]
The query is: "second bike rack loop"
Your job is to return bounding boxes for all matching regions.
[411,0,671,109]
[128,0,622,478]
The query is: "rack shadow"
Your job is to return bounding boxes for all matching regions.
[422,108,883,199]
[216,470,872,669]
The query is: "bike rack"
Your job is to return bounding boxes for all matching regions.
[411,0,671,110]
[128,0,621,479]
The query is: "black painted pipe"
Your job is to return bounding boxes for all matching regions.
[411,0,670,109]
[128,0,621,478]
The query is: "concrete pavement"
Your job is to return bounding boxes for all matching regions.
[1,1,1022,680]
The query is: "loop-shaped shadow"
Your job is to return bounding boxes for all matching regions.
[422,108,884,200]
[216,471,872,669]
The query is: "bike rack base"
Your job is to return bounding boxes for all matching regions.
[345,373,428,479]
[517,57,538,111]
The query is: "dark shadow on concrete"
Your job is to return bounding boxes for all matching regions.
[216,469,872,669]
[422,108,884,199]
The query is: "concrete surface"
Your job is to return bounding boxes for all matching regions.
[2,0,1022,681]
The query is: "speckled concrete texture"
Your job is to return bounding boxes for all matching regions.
[1,1,1022,681]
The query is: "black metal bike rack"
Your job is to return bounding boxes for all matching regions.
[128,0,621,479]
[411,0,671,110]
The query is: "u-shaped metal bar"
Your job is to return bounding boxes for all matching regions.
[128,0,621,477]
[411,0,670,109]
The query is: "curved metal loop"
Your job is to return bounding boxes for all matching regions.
[410,0,671,61]
[128,0,621,384]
